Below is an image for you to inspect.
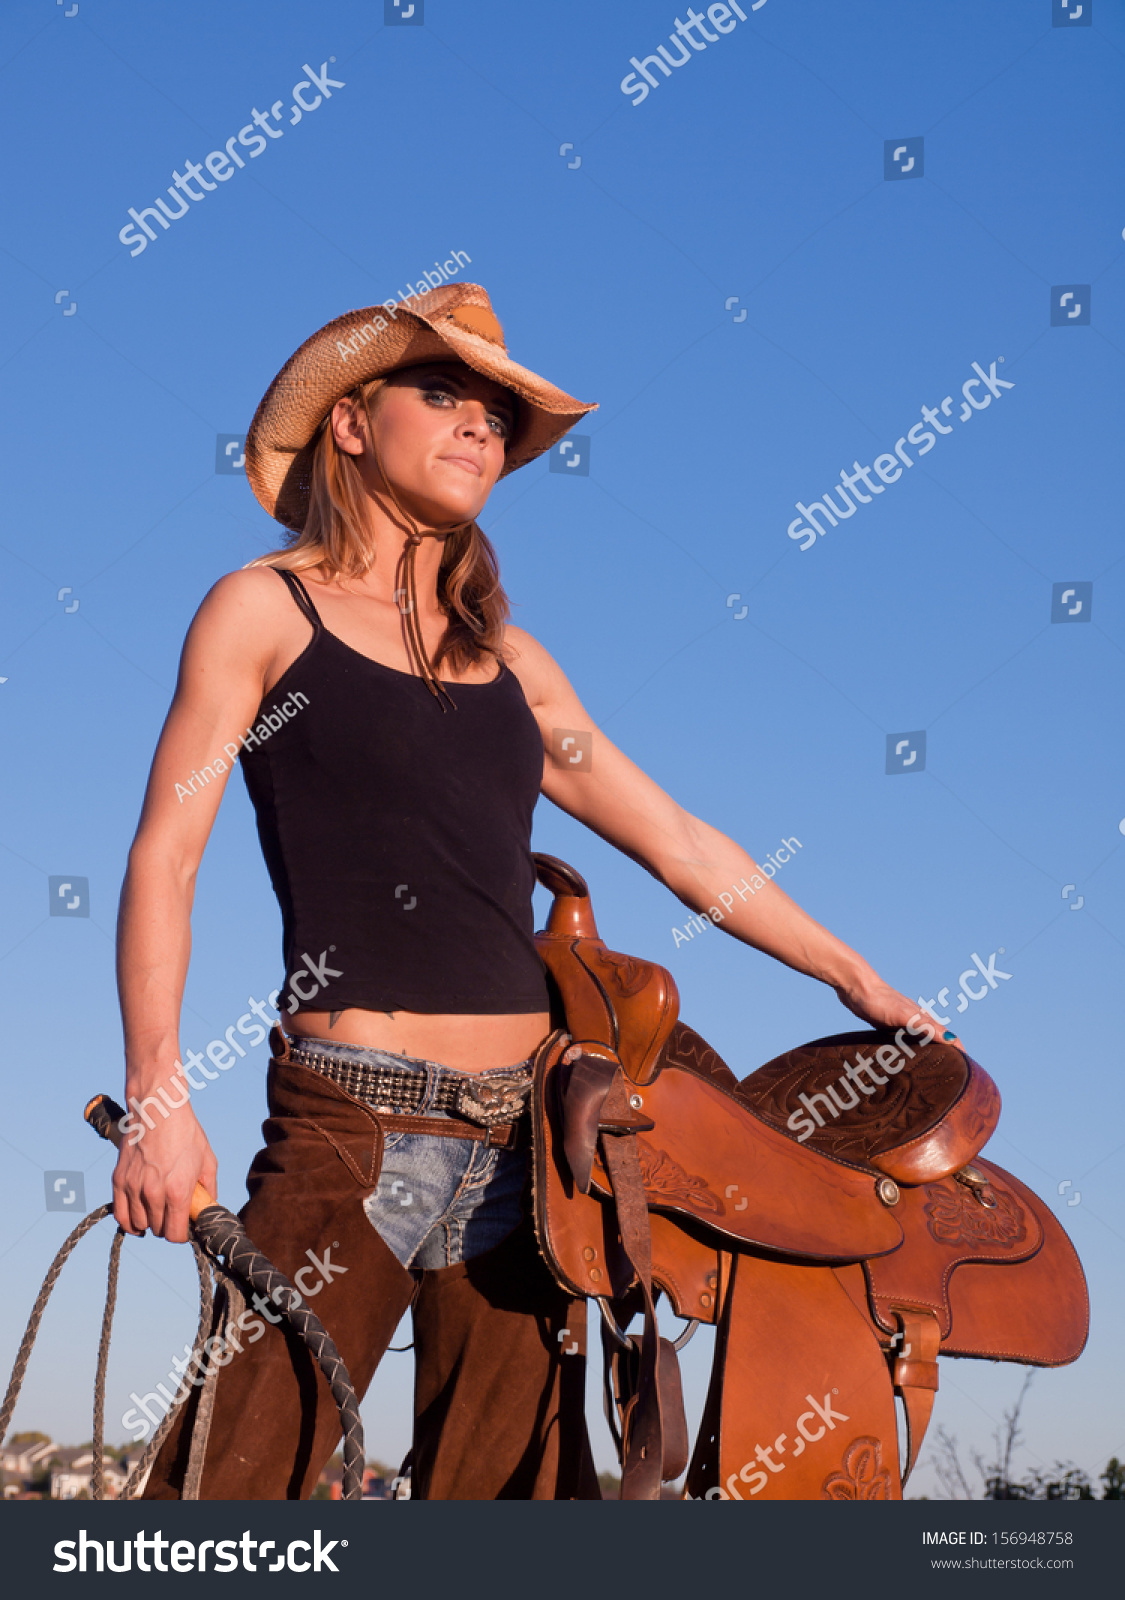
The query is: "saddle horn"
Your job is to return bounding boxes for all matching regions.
[533,851,600,939]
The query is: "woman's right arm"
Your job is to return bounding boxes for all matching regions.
[113,568,286,1243]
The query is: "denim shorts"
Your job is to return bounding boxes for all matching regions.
[290,1036,533,1271]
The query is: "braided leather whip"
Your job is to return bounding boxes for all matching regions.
[81,1093,365,1499]
[189,1202,365,1497]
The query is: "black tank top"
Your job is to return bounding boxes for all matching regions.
[238,570,550,1016]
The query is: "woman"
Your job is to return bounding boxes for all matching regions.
[113,283,948,1500]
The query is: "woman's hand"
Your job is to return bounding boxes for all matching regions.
[112,1100,218,1244]
[833,969,961,1049]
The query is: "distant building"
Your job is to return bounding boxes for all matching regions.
[1,1438,57,1478]
[50,1452,130,1500]
[1,1437,135,1499]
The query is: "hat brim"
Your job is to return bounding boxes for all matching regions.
[244,284,597,532]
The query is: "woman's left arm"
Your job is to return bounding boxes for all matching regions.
[508,628,952,1042]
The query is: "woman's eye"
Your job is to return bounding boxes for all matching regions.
[423,386,509,440]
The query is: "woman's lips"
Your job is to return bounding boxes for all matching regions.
[439,454,482,476]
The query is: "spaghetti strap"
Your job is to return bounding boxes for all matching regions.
[275,567,323,630]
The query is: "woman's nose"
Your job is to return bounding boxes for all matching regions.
[456,403,490,438]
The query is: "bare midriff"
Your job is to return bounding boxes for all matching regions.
[286,1007,552,1073]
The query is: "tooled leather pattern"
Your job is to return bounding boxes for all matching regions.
[923,1180,1027,1247]
[732,1041,968,1165]
[863,1164,1040,1340]
[662,1022,965,1174]
[659,1023,896,1182]
[593,949,656,999]
[820,1437,895,1500]
[960,1071,1001,1147]
[635,1137,724,1214]
[661,1022,743,1095]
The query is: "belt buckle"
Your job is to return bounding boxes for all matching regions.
[455,1070,531,1128]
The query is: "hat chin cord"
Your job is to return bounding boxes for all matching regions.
[369,443,469,713]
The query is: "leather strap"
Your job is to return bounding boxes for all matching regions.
[600,1133,662,1499]
[892,1310,941,1484]
[560,1049,617,1194]
[377,1111,522,1149]
[657,1335,690,1484]
[598,1072,685,1500]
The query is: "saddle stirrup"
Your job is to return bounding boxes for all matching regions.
[597,1297,700,1354]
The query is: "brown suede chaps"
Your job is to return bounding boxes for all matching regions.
[142,1052,600,1500]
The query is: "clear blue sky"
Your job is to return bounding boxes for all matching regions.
[0,0,1121,1496]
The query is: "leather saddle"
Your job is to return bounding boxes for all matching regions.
[528,854,1089,1501]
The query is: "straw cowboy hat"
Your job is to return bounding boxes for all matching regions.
[245,281,597,531]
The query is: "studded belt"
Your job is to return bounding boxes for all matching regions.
[286,1043,533,1132]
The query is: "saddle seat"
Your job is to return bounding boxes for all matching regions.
[730,1030,1001,1185]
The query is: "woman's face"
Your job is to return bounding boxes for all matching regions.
[337,361,516,527]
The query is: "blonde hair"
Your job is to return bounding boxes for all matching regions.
[247,375,510,675]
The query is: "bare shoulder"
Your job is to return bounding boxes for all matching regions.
[500,623,567,704]
[190,566,295,641]
[196,565,292,626]
[181,566,297,679]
